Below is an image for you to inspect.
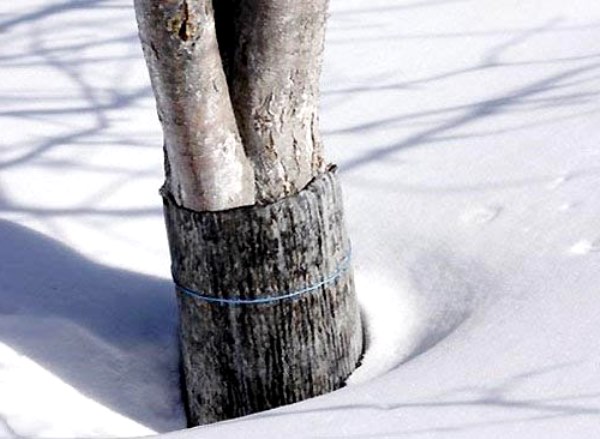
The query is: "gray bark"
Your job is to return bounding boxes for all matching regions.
[215,0,328,204]
[163,169,363,425]
[134,0,255,211]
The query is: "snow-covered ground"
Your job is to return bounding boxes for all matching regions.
[2,0,600,437]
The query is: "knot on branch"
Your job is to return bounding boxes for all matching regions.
[165,0,197,42]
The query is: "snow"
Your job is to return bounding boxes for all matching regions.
[2,0,600,438]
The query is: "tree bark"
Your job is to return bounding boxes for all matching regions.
[215,0,328,204]
[163,168,363,425]
[134,0,255,211]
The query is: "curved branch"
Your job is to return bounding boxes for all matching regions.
[134,0,255,211]
[215,0,329,203]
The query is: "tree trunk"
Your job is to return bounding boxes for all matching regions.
[163,168,362,425]
[134,0,363,426]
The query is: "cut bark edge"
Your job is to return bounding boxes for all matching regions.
[160,163,340,212]
[162,166,364,425]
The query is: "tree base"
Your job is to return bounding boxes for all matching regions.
[162,167,363,426]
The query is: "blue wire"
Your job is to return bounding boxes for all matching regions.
[174,253,352,306]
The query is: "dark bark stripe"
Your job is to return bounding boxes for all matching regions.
[162,168,363,425]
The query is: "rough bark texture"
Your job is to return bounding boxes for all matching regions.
[163,169,363,425]
[134,0,255,211]
[215,0,328,204]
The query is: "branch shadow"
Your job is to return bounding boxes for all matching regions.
[0,1,176,433]
[323,16,600,178]
[249,361,600,438]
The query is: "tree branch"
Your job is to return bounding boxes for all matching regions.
[215,0,329,204]
[134,0,255,211]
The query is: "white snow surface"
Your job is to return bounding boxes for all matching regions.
[2,0,600,437]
